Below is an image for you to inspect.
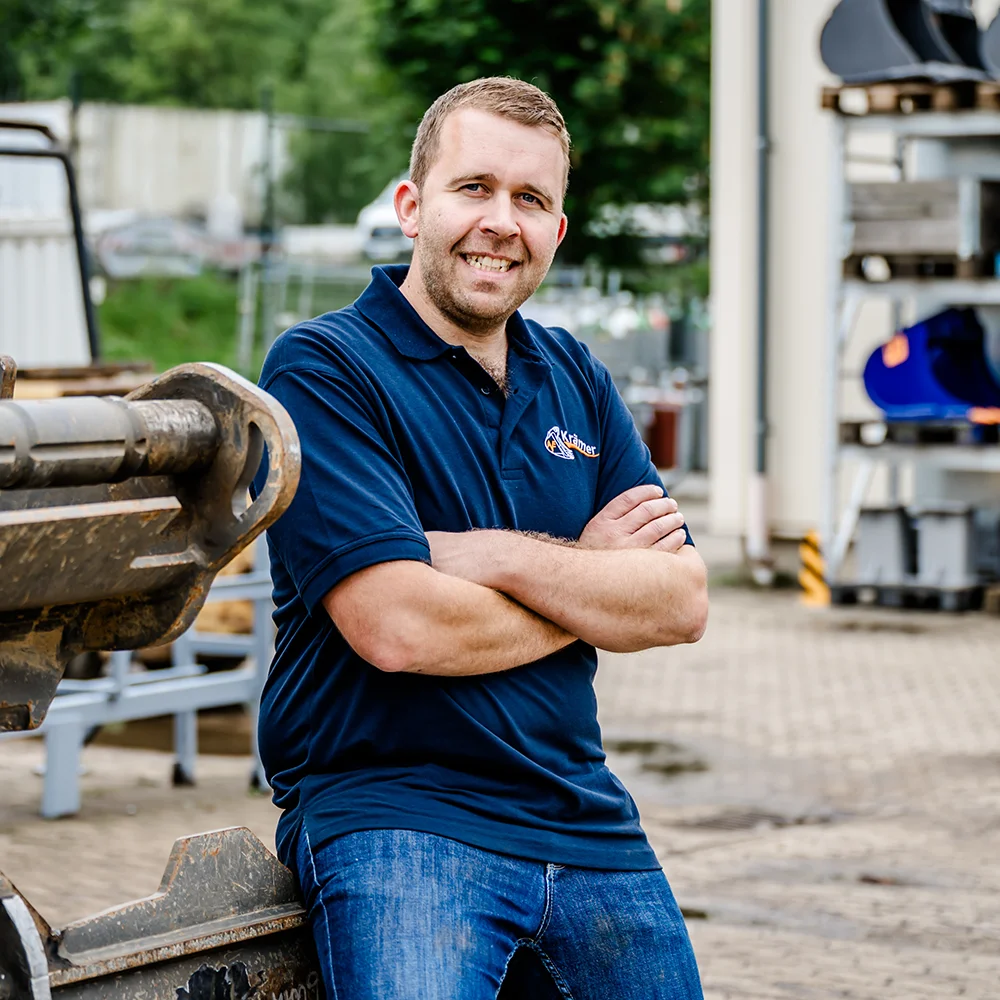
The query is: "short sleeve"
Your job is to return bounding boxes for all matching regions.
[593,359,694,547]
[254,365,431,611]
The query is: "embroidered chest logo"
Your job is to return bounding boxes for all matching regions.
[544,426,600,461]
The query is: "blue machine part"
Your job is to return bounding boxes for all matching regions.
[863,307,1000,421]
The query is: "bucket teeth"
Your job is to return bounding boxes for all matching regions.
[821,0,989,84]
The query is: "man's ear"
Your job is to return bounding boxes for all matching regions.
[555,213,568,249]
[395,180,420,238]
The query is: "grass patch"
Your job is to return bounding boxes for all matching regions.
[96,271,370,377]
[98,273,245,373]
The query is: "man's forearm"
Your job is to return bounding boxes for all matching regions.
[471,533,707,652]
[325,561,575,676]
[404,574,577,675]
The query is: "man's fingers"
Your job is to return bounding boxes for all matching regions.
[653,527,689,553]
[632,512,686,548]
[596,484,663,520]
[618,496,679,533]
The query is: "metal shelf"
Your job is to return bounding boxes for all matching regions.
[840,443,1000,472]
[843,110,1000,139]
[822,111,1000,585]
[843,278,1000,305]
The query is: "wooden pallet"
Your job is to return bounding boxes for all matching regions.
[16,361,153,380]
[843,252,996,280]
[984,585,1000,615]
[10,361,156,401]
[831,583,984,612]
[840,420,1000,446]
[822,81,1000,115]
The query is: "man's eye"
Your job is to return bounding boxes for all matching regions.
[463,183,483,193]
[519,193,540,206]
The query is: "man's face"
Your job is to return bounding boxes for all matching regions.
[395,108,568,335]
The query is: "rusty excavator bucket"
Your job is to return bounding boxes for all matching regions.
[0,361,323,998]
[0,361,298,733]
[821,0,989,84]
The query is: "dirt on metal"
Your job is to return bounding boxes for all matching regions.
[0,361,318,999]
[0,362,300,734]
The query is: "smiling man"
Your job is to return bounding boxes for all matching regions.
[256,77,708,999]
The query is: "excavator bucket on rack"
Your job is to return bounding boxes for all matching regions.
[821,0,988,84]
[981,8,1000,77]
[863,307,1000,422]
[0,360,327,999]
[927,0,989,73]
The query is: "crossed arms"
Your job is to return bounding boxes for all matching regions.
[323,484,709,676]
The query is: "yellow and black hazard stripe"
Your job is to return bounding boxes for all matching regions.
[799,531,830,607]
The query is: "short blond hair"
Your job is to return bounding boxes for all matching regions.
[409,77,571,196]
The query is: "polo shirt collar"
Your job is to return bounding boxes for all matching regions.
[356,265,549,367]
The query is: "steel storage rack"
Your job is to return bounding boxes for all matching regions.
[822,91,1000,608]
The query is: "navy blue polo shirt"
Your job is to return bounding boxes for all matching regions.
[255,265,692,872]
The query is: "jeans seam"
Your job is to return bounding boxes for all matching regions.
[304,824,340,1000]
[493,937,534,1000]
[533,863,558,942]
[526,941,576,1000]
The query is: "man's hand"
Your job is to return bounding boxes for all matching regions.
[578,484,688,553]
[427,525,706,651]
[426,530,496,588]
[426,484,689,586]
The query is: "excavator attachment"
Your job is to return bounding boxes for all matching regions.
[0,361,299,733]
[928,0,988,73]
[981,9,1000,77]
[0,361,322,997]
[821,0,988,84]
[1,828,317,1000]
[863,307,1000,421]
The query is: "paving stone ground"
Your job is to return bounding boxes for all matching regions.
[2,505,999,998]
[596,588,1000,999]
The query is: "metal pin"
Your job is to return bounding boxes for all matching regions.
[0,356,16,400]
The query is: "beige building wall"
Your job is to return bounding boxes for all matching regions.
[0,100,290,225]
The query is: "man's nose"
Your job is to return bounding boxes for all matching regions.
[478,195,520,240]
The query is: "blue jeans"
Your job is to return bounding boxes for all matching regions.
[293,826,704,999]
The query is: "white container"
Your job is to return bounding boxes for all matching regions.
[0,215,90,367]
[0,118,90,366]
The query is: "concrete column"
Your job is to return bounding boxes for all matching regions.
[710,0,838,541]
[708,0,758,539]
[767,0,836,539]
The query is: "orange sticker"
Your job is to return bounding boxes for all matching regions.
[882,334,909,369]
[968,407,1000,425]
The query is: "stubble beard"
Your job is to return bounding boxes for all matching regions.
[415,235,547,336]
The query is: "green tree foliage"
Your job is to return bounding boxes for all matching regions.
[5,0,405,222]
[279,0,416,223]
[0,0,106,100]
[375,0,711,264]
[6,0,329,109]
[4,0,711,248]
